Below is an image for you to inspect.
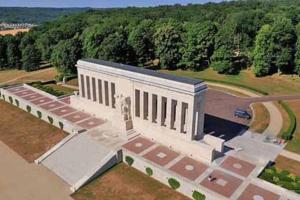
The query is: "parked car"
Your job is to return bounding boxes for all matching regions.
[234,108,251,120]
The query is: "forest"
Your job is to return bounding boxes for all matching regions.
[1,0,300,79]
[0,7,88,24]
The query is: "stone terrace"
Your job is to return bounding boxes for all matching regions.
[122,136,294,200]
[4,85,105,131]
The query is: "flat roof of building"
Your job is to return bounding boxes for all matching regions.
[80,58,203,86]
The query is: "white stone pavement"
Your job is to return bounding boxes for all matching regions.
[280,150,300,162]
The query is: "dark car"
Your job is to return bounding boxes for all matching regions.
[234,108,251,120]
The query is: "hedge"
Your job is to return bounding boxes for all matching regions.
[146,167,153,176]
[15,99,19,107]
[48,116,54,124]
[37,111,42,119]
[8,96,13,104]
[168,178,180,190]
[26,105,31,113]
[59,121,64,130]
[31,82,65,97]
[279,101,297,141]
[125,156,134,166]
[192,191,206,200]
[201,78,269,95]
[259,166,300,194]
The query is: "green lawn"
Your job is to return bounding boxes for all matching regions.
[72,163,188,200]
[160,68,300,95]
[284,100,300,154]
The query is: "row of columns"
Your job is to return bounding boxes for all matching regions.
[135,89,188,134]
[79,74,116,109]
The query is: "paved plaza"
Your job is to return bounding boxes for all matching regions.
[122,136,293,200]
[5,85,105,131]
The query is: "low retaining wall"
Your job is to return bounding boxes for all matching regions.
[122,149,224,200]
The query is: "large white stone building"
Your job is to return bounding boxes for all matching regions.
[71,59,223,163]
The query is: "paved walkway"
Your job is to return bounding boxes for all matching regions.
[280,150,300,162]
[0,141,72,200]
[207,82,283,136]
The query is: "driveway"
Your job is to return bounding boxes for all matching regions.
[0,141,72,200]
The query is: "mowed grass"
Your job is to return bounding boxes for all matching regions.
[0,100,67,162]
[45,83,78,94]
[160,68,300,95]
[72,163,189,200]
[250,103,270,133]
[284,100,300,154]
[275,155,300,176]
[0,67,58,85]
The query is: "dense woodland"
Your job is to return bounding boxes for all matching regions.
[0,7,88,24]
[1,0,300,78]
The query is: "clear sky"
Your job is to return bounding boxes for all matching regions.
[0,0,225,8]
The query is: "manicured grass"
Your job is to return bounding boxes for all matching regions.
[66,78,79,87]
[250,103,270,133]
[285,100,300,154]
[275,155,300,177]
[72,163,189,200]
[0,67,58,85]
[0,100,67,162]
[46,84,77,94]
[208,85,249,97]
[160,68,300,95]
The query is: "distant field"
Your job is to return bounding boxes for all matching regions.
[161,68,300,95]
[0,28,29,36]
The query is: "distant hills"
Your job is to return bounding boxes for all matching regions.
[0,7,89,24]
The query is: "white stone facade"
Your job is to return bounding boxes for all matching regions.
[71,59,222,163]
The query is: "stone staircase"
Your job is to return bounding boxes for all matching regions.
[126,129,140,140]
[41,133,119,191]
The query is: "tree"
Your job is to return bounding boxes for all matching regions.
[295,23,300,75]
[128,20,155,66]
[253,25,273,77]
[0,36,7,69]
[154,20,184,70]
[211,47,235,74]
[21,44,41,71]
[271,17,296,73]
[98,28,134,64]
[5,35,21,69]
[181,21,217,71]
[51,36,82,76]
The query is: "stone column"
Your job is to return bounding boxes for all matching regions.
[157,95,162,125]
[166,98,172,128]
[107,82,111,107]
[175,101,182,131]
[141,91,144,120]
[149,93,153,122]
[186,102,195,141]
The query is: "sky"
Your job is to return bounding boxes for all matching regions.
[0,0,225,8]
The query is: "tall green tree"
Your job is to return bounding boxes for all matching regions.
[271,17,296,73]
[128,20,155,66]
[253,25,273,77]
[154,20,184,70]
[51,36,82,76]
[5,35,22,69]
[21,44,41,71]
[99,28,134,64]
[181,21,217,71]
[0,36,7,69]
[295,23,300,75]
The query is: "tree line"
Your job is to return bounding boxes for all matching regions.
[1,0,300,78]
